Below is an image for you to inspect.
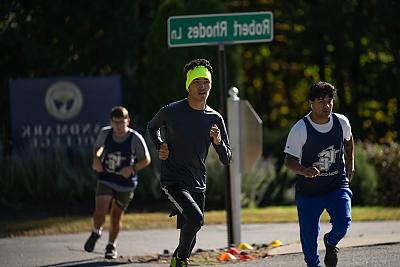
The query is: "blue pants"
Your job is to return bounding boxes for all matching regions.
[296,188,352,267]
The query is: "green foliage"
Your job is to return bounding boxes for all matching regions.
[225,0,400,142]
[0,147,96,210]
[204,148,226,208]
[363,141,400,206]
[241,158,276,208]
[0,0,160,149]
[205,148,278,208]
[350,142,378,206]
[263,125,291,164]
[259,164,296,206]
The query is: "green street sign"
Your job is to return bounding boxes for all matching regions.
[168,12,273,47]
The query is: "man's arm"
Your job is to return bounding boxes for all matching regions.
[133,156,151,172]
[120,156,151,178]
[212,119,232,165]
[344,135,355,182]
[284,153,320,178]
[120,134,152,178]
[92,129,108,172]
[92,146,104,172]
[147,108,166,150]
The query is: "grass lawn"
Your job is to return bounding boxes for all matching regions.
[1,206,399,238]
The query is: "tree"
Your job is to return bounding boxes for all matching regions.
[0,0,161,153]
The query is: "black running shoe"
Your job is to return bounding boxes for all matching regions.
[105,244,118,259]
[324,233,339,267]
[170,255,189,267]
[84,231,101,252]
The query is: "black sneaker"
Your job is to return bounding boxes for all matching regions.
[324,233,339,267]
[170,255,189,267]
[105,244,118,259]
[84,231,101,252]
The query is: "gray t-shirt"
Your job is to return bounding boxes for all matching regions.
[147,98,231,193]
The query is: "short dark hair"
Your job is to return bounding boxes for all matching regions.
[110,106,129,119]
[309,81,337,101]
[183,58,213,76]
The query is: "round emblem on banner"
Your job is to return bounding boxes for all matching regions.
[45,81,83,120]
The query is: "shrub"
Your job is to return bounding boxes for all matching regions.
[260,163,296,206]
[350,142,378,205]
[241,157,276,208]
[0,147,96,210]
[205,148,277,209]
[363,141,400,206]
[204,148,226,209]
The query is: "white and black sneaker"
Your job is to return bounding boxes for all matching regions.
[105,244,118,259]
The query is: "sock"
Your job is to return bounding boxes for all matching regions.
[92,227,102,236]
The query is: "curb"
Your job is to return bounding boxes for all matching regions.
[268,233,400,256]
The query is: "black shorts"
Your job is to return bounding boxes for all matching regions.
[162,185,205,229]
[96,182,134,211]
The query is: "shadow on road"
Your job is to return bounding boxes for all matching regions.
[39,258,130,267]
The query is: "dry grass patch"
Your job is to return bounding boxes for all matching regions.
[1,206,400,237]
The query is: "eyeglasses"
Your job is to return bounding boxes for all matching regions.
[111,118,128,125]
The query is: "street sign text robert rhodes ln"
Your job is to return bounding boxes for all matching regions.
[168,12,273,47]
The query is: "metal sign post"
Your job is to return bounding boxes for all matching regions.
[217,43,235,245]
[227,87,241,245]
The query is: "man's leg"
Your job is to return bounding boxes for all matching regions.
[109,200,124,244]
[323,188,352,267]
[93,195,112,230]
[104,190,134,259]
[296,193,325,267]
[103,200,124,259]
[84,183,112,252]
[325,188,352,245]
[163,186,204,260]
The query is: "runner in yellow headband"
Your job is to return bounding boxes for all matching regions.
[147,58,232,267]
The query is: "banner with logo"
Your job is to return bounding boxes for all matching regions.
[9,75,122,151]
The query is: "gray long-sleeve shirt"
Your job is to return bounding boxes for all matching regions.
[147,98,231,192]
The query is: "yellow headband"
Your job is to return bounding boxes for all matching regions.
[186,66,212,91]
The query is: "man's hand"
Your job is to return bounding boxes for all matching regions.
[119,166,135,178]
[210,124,221,145]
[301,166,320,178]
[159,143,169,160]
[347,163,355,182]
[285,154,320,178]
[92,157,104,172]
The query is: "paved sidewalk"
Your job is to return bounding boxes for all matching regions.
[0,221,400,267]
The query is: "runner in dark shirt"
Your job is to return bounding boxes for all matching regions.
[148,59,231,267]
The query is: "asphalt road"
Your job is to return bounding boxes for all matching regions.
[1,221,400,267]
[222,243,400,267]
[23,243,400,267]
